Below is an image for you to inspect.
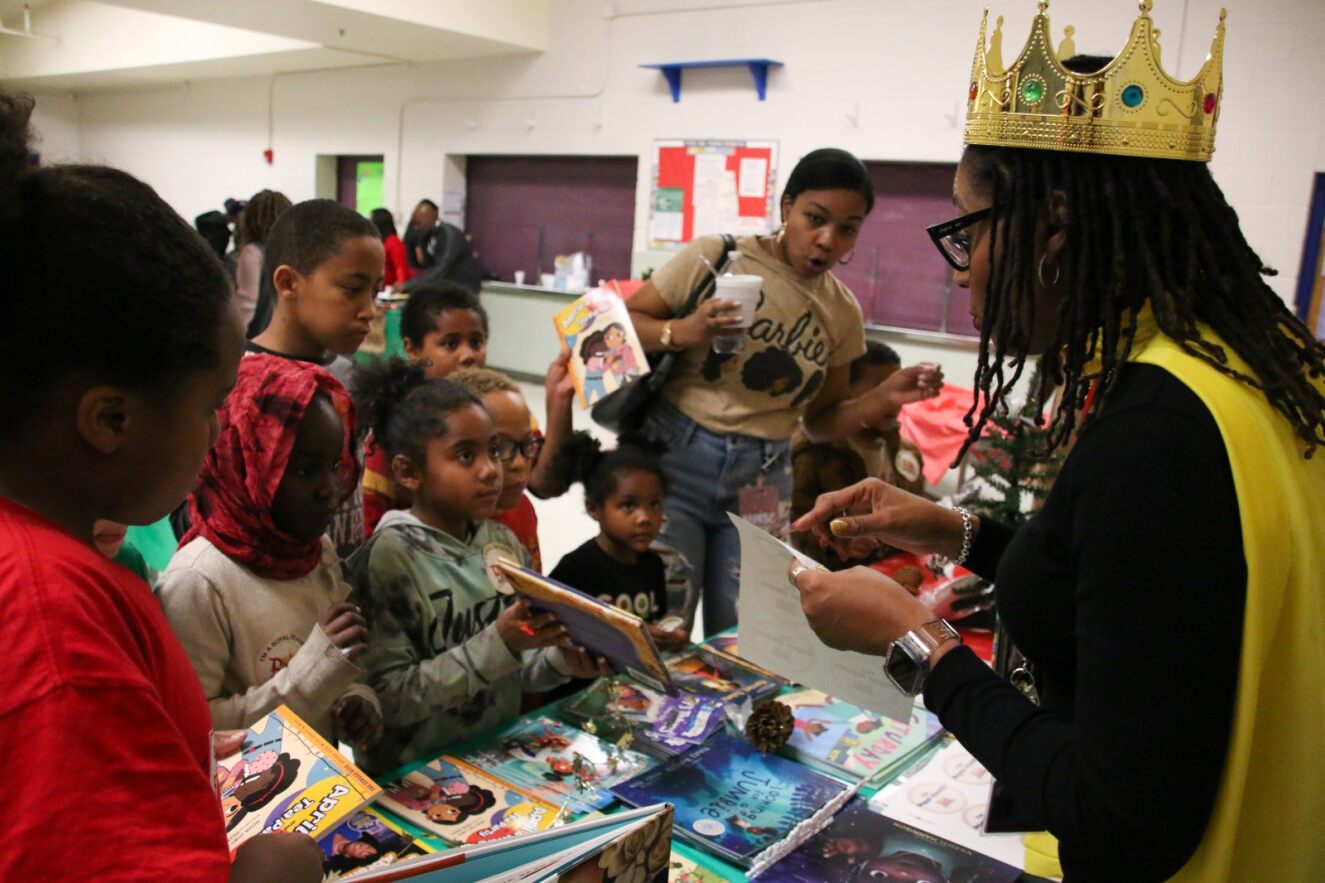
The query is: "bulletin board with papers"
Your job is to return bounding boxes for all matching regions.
[648,139,778,249]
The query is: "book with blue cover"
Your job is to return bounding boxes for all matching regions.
[610,732,849,868]
[760,798,1021,882]
[318,808,418,879]
[456,715,654,817]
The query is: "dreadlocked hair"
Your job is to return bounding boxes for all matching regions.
[958,144,1325,462]
[237,189,292,247]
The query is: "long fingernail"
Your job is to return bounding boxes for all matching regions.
[830,518,850,536]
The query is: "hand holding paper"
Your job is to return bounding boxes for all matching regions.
[730,514,913,721]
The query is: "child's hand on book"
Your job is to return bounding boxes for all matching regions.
[320,602,369,662]
[229,831,323,883]
[555,644,614,679]
[496,598,566,654]
[333,694,384,751]
[646,623,690,651]
[546,345,576,407]
[212,729,248,759]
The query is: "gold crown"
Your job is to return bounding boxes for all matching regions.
[964,1,1226,162]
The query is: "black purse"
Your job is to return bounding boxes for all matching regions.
[591,234,736,434]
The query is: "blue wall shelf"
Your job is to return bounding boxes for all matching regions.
[640,58,784,102]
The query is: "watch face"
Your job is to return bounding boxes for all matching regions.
[886,641,923,696]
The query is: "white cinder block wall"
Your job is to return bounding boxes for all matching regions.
[21,0,1325,369]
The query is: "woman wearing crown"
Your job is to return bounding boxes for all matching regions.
[790,2,1325,880]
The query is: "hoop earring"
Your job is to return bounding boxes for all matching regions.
[1037,254,1060,288]
[775,221,787,245]
[838,248,855,266]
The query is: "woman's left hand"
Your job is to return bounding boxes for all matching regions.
[789,562,934,657]
[861,363,944,427]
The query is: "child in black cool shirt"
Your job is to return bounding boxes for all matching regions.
[549,433,691,653]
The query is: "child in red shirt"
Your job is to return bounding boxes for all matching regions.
[0,94,321,881]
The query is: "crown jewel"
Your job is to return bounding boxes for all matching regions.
[964,1,1226,162]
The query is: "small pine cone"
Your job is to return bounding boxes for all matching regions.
[745,699,794,752]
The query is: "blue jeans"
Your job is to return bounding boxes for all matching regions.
[643,398,792,637]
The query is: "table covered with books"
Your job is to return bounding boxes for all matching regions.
[232,626,1052,882]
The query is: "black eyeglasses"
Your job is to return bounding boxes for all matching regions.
[927,208,991,272]
[496,434,544,463]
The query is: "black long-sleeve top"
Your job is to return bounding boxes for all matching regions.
[924,363,1246,881]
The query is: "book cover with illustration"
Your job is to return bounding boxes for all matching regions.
[665,646,783,705]
[667,843,737,882]
[495,560,675,695]
[558,677,701,758]
[611,732,849,868]
[456,716,654,816]
[377,755,560,847]
[319,808,416,879]
[760,798,1021,882]
[348,804,674,883]
[219,705,382,851]
[553,287,650,409]
[697,630,783,680]
[778,689,945,783]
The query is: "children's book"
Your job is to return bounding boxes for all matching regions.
[667,843,737,883]
[218,704,382,851]
[456,716,655,817]
[759,798,1022,882]
[665,646,783,705]
[320,808,416,880]
[553,287,650,409]
[347,803,675,882]
[377,755,560,847]
[557,677,705,758]
[696,631,783,680]
[611,732,850,868]
[495,559,676,695]
[867,740,1027,868]
[777,690,945,785]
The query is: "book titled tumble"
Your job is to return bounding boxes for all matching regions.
[218,705,381,852]
[611,732,849,868]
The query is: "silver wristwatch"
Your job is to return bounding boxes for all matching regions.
[884,619,961,696]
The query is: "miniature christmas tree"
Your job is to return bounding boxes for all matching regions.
[960,367,1065,527]
[958,367,1067,686]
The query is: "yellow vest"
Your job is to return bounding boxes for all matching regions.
[1030,315,1325,879]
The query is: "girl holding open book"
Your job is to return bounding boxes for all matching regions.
[345,358,603,775]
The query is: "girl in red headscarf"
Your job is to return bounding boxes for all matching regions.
[159,353,383,751]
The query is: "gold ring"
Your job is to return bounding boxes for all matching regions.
[789,563,810,588]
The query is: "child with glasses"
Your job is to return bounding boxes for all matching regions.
[451,368,548,571]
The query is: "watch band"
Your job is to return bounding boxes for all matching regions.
[884,619,962,697]
[660,320,676,349]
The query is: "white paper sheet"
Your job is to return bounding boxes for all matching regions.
[868,740,1027,868]
[730,513,913,721]
[738,156,768,198]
